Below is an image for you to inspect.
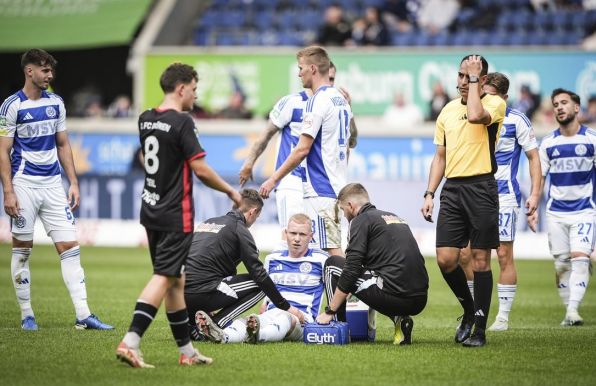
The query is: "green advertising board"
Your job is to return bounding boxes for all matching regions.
[0,0,152,51]
[144,49,596,116]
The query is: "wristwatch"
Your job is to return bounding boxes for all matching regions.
[423,190,435,199]
[324,306,337,315]
[469,75,479,83]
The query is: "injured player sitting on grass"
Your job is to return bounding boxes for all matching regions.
[195,213,336,343]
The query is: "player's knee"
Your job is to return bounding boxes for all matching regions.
[286,312,297,329]
[325,255,345,271]
[496,249,513,268]
[437,254,459,272]
[554,254,571,275]
[13,233,34,245]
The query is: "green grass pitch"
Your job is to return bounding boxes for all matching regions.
[0,244,595,386]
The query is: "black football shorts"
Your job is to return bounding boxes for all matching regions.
[436,174,499,249]
[146,229,193,277]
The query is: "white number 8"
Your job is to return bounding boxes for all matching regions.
[144,135,159,174]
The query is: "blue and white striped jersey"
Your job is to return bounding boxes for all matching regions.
[269,91,309,191]
[494,107,538,207]
[301,86,352,198]
[264,248,329,323]
[0,90,66,187]
[539,125,596,215]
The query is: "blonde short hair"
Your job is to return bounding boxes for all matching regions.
[288,213,312,226]
[296,46,330,76]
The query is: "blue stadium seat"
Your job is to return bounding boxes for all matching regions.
[215,32,235,46]
[278,10,298,30]
[527,32,548,45]
[546,33,568,46]
[487,32,510,46]
[469,31,490,46]
[534,12,555,30]
[220,11,246,29]
[508,33,528,45]
[252,10,274,30]
[278,31,304,46]
[193,29,209,46]
[296,11,322,30]
[199,10,223,29]
[572,12,589,29]
[451,32,473,46]
[392,32,416,46]
[412,33,434,46]
[432,33,451,46]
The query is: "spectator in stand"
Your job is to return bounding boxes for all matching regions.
[316,4,351,46]
[107,95,133,118]
[417,0,460,35]
[382,92,424,130]
[382,0,418,33]
[362,6,391,46]
[84,96,104,118]
[513,85,541,121]
[217,91,253,119]
[530,0,557,11]
[428,82,450,121]
[191,102,213,119]
[348,18,368,46]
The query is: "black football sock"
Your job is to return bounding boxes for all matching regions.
[473,270,493,331]
[167,309,191,347]
[441,266,475,316]
[128,301,158,337]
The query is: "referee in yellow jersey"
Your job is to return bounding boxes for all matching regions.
[421,55,506,347]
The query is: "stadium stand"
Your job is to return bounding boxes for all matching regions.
[192,0,596,47]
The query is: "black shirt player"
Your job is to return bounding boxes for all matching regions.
[316,183,429,346]
[116,62,241,369]
[185,189,305,342]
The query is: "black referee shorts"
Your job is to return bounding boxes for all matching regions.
[146,229,193,278]
[436,174,499,249]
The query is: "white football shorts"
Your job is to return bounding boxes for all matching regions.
[546,212,595,256]
[304,196,341,249]
[11,185,76,240]
[498,206,520,242]
[275,187,305,229]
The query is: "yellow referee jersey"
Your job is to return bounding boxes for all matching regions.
[434,94,506,178]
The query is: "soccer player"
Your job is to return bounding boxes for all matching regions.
[238,63,357,237]
[459,72,542,332]
[421,55,506,347]
[116,62,241,368]
[199,213,329,344]
[316,183,429,345]
[259,46,352,257]
[0,49,112,331]
[538,88,595,326]
[184,189,305,342]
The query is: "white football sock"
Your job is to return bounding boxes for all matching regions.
[11,248,34,319]
[467,280,474,301]
[567,256,590,314]
[60,246,91,320]
[555,256,571,305]
[123,332,141,349]
[496,284,516,320]
[179,342,196,357]
[258,313,292,342]
[223,319,247,343]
